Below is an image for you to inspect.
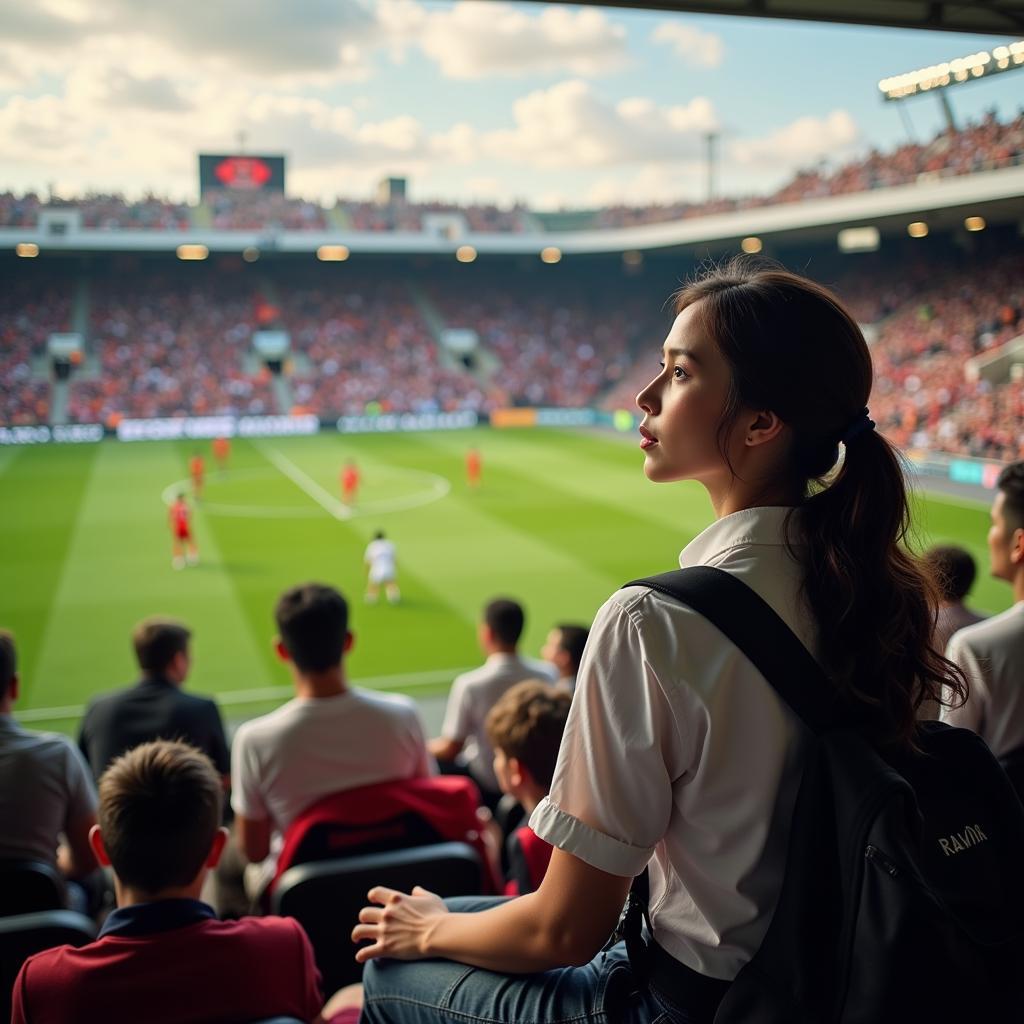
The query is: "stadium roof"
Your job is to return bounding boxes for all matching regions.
[513,1,1024,36]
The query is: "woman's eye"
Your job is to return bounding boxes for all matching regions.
[673,366,688,380]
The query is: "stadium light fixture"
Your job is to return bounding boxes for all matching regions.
[964,216,986,232]
[456,245,477,263]
[622,250,644,267]
[740,236,763,254]
[242,246,261,263]
[907,221,929,238]
[878,40,1024,101]
[176,244,209,261]
[540,246,562,264]
[15,242,39,258]
[837,226,880,253]
[317,245,350,262]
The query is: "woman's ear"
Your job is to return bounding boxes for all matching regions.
[744,409,786,448]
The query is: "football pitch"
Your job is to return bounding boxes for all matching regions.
[0,428,1011,736]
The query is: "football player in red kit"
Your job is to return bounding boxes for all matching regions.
[340,459,360,506]
[169,493,198,570]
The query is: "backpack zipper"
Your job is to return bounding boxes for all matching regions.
[865,844,901,878]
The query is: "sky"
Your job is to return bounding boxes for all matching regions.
[1,0,1022,209]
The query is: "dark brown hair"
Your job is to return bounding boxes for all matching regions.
[132,617,191,675]
[0,630,16,700]
[98,740,222,894]
[275,583,348,672]
[997,461,1024,534]
[674,257,966,746]
[486,680,572,790]
[923,545,977,603]
[484,598,525,648]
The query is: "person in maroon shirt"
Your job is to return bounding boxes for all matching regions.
[12,740,324,1024]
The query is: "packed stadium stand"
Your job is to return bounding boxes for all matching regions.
[3,112,1021,234]
[4,235,1022,465]
[66,271,278,424]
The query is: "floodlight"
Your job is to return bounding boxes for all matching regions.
[837,227,879,253]
[317,245,350,262]
[456,245,477,263]
[177,244,209,261]
[964,216,986,232]
[878,40,1024,101]
[907,222,929,238]
[740,237,763,254]
[540,246,562,264]
[242,246,260,262]
[16,242,39,258]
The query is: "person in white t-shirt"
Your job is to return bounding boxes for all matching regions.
[231,583,433,889]
[351,261,965,1024]
[942,461,1024,759]
[364,531,400,605]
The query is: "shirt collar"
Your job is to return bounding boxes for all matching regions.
[99,898,215,939]
[679,506,801,569]
[0,713,24,733]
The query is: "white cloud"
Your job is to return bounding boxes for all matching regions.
[730,110,860,168]
[480,80,718,168]
[651,22,724,69]
[408,2,629,79]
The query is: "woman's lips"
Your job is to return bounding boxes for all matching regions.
[639,426,658,450]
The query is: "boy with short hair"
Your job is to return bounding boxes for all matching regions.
[12,740,324,1024]
[485,680,572,894]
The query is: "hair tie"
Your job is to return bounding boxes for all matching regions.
[840,408,875,446]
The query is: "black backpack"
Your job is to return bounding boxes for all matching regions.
[624,566,1024,1023]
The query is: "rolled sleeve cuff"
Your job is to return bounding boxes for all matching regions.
[529,796,654,879]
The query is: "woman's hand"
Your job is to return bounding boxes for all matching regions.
[352,885,449,963]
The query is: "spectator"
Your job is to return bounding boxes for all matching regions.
[485,680,572,895]
[11,740,324,1024]
[352,260,966,1024]
[541,623,589,693]
[943,461,1024,758]
[430,597,556,806]
[924,545,988,654]
[231,583,434,890]
[0,629,98,894]
[77,617,230,786]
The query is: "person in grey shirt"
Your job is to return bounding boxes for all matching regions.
[943,462,1024,758]
[0,629,97,884]
[430,598,555,801]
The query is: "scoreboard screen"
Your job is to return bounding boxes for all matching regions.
[199,154,286,195]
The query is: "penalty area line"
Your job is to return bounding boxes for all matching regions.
[255,443,353,520]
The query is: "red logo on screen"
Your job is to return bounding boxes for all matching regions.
[215,156,273,190]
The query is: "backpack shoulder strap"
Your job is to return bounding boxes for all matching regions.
[624,566,836,735]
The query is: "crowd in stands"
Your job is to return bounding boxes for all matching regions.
[0,278,71,425]
[66,272,277,424]
[424,275,664,408]
[206,189,327,231]
[278,276,486,416]
[3,111,1020,236]
[0,583,584,1022]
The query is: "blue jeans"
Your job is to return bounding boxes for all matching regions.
[360,898,706,1024]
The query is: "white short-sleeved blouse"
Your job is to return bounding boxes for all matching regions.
[530,506,820,981]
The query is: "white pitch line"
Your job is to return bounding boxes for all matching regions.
[256,443,353,520]
[18,666,474,723]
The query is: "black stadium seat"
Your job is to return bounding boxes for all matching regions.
[0,909,96,1021]
[0,860,67,918]
[272,841,484,993]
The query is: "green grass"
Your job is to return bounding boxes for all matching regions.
[0,429,1012,734]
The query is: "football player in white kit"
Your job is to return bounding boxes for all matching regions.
[364,530,400,604]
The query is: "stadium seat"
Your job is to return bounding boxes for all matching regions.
[272,842,484,993]
[270,774,498,895]
[0,860,67,917]
[0,909,96,1021]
